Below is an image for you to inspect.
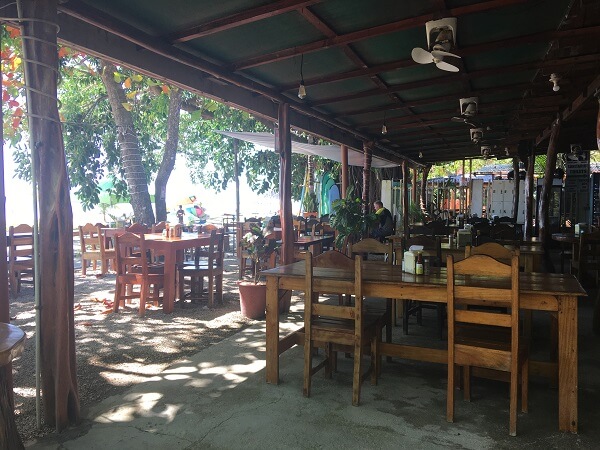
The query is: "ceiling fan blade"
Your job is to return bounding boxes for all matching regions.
[436,60,460,72]
[411,47,433,64]
[431,50,461,60]
[451,116,464,123]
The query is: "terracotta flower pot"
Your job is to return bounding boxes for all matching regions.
[238,281,267,319]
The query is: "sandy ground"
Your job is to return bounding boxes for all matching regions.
[8,254,255,442]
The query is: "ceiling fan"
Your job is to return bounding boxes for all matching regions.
[411,18,461,72]
[451,97,479,126]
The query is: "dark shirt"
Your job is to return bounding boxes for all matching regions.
[373,207,393,238]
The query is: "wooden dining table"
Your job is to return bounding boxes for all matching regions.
[143,232,212,313]
[101,229,212,313]
[292,235,334,256]
[263,261,586,433]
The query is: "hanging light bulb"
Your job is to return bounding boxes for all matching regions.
[298,54,307,99]
[549,73,560,92]
[381,111,387,135]
[419,151,423,159]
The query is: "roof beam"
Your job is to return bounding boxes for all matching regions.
[535,74,600,145]
[310,52,600,107]
[167,0,323,43]
[232,0,529,70]
[278,26,600,91]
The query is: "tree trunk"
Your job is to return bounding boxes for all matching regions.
[538,116,561,272]
[100,60,155,225]
[154,87,183,221]
[19,0,79,430]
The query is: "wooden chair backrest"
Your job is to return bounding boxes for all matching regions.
[313,250,354,271]
[576,230,600,272]
[8,224,34,262]
[152,221,167,233]
[127,222,149,234]
[350,238,393,264]
[114,232,149,276]
[203,223,219,233]
[305,252,362,321]
[194,229,224,266]
[293,218,305,238]
[465,242,519,265]
[447,254,520,371]
[79,223,101,253]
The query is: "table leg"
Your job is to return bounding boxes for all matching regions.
[163,249,176,314]
[558,295,578,433]
[266,275,280,384]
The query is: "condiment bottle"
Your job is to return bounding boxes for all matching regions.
[165,222,170,237]
[415,252,424,275]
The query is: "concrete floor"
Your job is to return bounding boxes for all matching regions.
[25,288,600,450]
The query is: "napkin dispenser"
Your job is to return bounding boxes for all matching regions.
[404,251,416,273]
[456,229,472,247]
[575,223,587,235]
[403,245,424,274]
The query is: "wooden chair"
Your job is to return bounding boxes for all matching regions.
[8,224,34,296]
[465,242,520,265]
[401,235,444,338]
[314,250,356,306]
[446,254,529,436]
[113,232,164,316]
[349,238,393,345]
[571,230,600,286]
[178,230,224,307]
[80,223,116,275]
[151,221,167,233]
[127,222,149,234]
[303,252,380,406]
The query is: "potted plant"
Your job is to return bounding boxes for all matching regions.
[238,221,280,319]
[302,192,319,218]
[329,187,377,251]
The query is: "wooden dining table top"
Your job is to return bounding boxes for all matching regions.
[552,232,579,244]
[263,261,585,299]
[293,235,334,246]
[0,323,25,367]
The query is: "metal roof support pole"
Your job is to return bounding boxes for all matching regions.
[512,157,520,224]
[402,161,410,235]
[361,141,373,219]
[421,165,431,214]
[341,144,348,199]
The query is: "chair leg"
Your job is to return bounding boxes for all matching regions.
[463,366,471,402]
[139,283,147,316]
[521,358,529,413]
[81,258,87,276]
[208,275,214,308]
[447,362,455,423]
[303,337,313,398]
[403,301,409,335]
[216,274,223,303]
[352,340,363,407]
[509,367,518,436]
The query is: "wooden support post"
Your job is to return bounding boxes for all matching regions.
[402,161,409,234]
[525,141,535,239]
[361,141,373,216]
[420,165,431,211]
[411,167,418,205]
[277,102,293,313]
[512,157,520,223]
[234,139,240,224]
[341,144,348,199]
[538,116,561,273]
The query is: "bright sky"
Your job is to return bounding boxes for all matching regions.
[3,148,286,227]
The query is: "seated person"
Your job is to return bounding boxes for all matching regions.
[371,200,393,239]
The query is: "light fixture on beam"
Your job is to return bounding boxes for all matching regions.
[549,73,560,92]
[298,54,307,99]
[381,111,388,135]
